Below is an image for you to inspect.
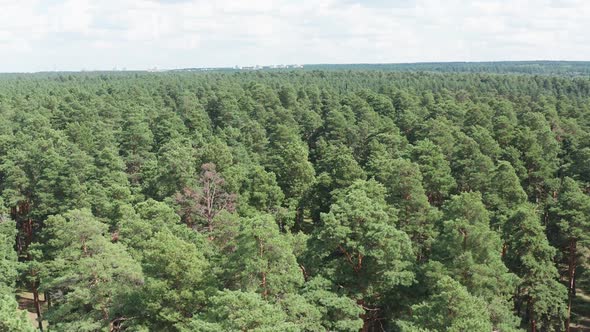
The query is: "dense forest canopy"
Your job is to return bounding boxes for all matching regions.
[1,65,590,331]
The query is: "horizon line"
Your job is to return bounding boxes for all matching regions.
[2,60,590,75]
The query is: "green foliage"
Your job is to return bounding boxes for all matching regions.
[179,290,296,332]
[553,177,590,246]
[504,204,568,330]
[225,164,284,215]
[397,276,494,332]
[136,230,212,328]
[0,217,33,332]
[0,218,19,293]
[432,193,521,330]
[300,276,364,331]
[307,179,414,329]
[266,124,315,200]
[370,157,439,261]
[2,68,590,331]
[0,295,35,332]
[485,161,528,228]
[227,213,303,297]
[410,139,456,205]
[37,209,144,331]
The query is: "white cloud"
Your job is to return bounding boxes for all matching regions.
[0,0,588,72]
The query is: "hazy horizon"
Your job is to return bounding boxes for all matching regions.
[3,60,590,74]
[1,0,589,72]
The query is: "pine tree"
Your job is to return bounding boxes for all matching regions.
[433,192,521,331]
[485,160,528,232]
[410,139,456,205]
[307,179,414,330]
[0,215,34,332]
[36,209,144,331]
[0,295,35,332]
[370,157,439,261]
[551,177,590,330]
[227,213,304,298]
[397,276,494,332]
[504,204,567,331]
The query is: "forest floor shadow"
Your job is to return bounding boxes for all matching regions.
[571,266,590,332]
[17,291,48,330]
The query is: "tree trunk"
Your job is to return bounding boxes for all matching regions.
[565,239,577,332]
[32,281,43,332]
[528,297,535,332]
[294,206,304,232]
[358,299,370,332]
[461,229,467,252]
[258,238,268,298]
[361,320,370,332]
[261,272,268,298]
[12,200,43,330]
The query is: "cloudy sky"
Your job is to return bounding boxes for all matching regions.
[0,0,588,72]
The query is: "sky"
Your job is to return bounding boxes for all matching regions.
[0,0,589,72]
